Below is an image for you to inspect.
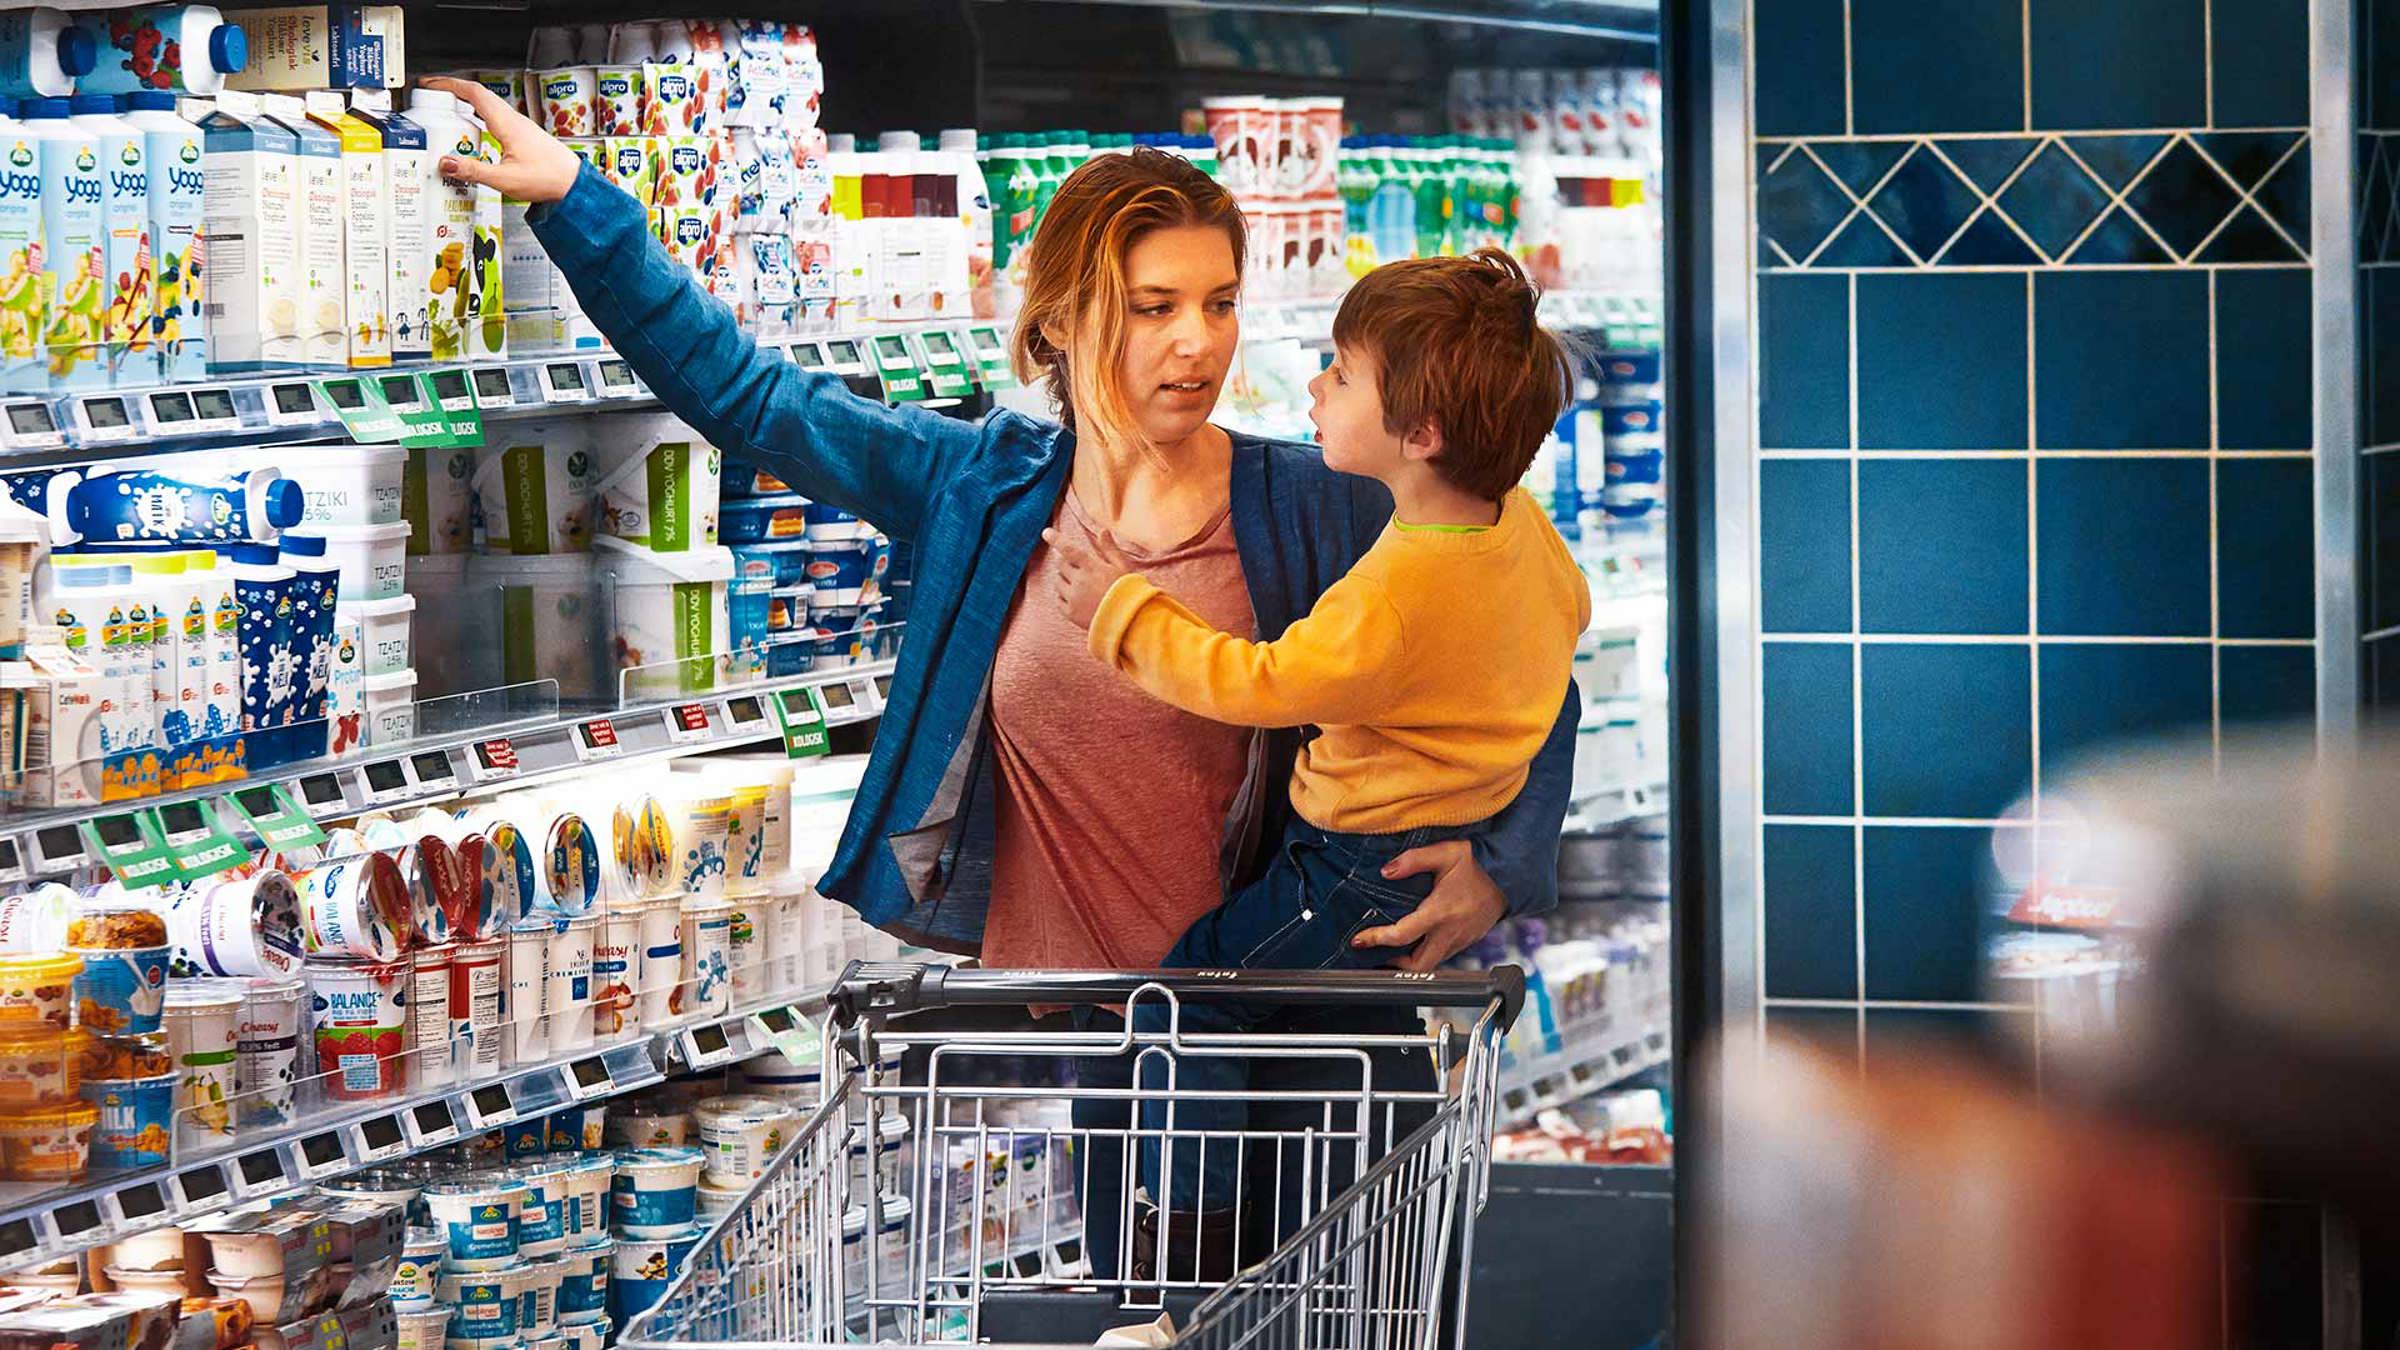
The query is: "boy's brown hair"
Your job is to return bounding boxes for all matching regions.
[1331,248,1573,502]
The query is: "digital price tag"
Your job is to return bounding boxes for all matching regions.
[227,782,328,850]
[722,696,767,734]
[874,673,894,704]
[106,1182,170,1230]
[347,1113,409,1163]
[663,703,715,745]
[539,361,594,403]
[821,338,867,377]
[81,810,176,887]
[265,381,325,426]
[146,389,198,428]
[564,1056,614,1100]
[965,326,1015,389]
[426,368,477,412]
[678,1020,742,1070]
[788,341,828,371]
[156,798,247,882]
[0,398,63,449]
[318,377,405,443]
[471,366,517,409]
[189,387,242,431]
[71,393,140,442]
[0,1219,35,1266]
[296,773,353,819]
[32,823,88,872]
[571,717,622,762]
[42,1196,110,1247]
[461,1081,517,1128]
[0,836,28,886]
[357,759,415,805]
[377,373,428,415]
[771,686,829,758]
[402,1097,461,1148]
[410,750,459,791]
[466,739,519,783]
[869,334,927,402]
[169,1163,231,1213]
[847,678,879,713]
[917,330,974,399]
[293,1130,351,1180]
[748,1005,813,1062]
[230,1145,291,1198]
[595,358,642,397]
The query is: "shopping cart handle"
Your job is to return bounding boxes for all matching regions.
[830,960,1526,1032]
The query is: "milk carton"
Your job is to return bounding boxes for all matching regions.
[199,90,302,372]
[263,93,345,370]
[122,92,207,382]
[306,90,387,367]
[68,94,149,385]
[351,90,427,363]
[472,116,505,358]
[0,114,46,395]
[404,88,487,362]
[25,564,113,808]
[23,100,103,391]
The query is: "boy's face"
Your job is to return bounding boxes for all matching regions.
[1309,343,1413,482]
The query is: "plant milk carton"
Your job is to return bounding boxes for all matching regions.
[306,90,386,367]
[123,92,206,382]
[350,89,426,363]
[68,94,149,385]
[260,93,344,370]
[0,112,45,394]
[403,87,486,363]
[199,90,302,372]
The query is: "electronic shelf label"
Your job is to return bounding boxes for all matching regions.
[788,341,829,371]
[1,399,63,450]
[42,1196,109,1248]
[81,810,175,886]
[571,717,623,762]
[917,330,974,399]
[678,1019,743,1070]
[771,686,829,758]
[264,381,325,426]
[870,334,927,402]
[0,1219,35,1266]
[316,378,404,443]
[229,1145,291,1199]
[564,1056,615,1101]
[227,782,328,850]
[145,389,197,428]
[156,797,246,881]
[466,738,520,783]
[964,327,1014,388]
[596,358,643,397]
[32,823,87,872]
[822,339,867,378]
[722,696,767,733]
[461,1080,518,1128]
[347,1114,411,1164]
[377,373,428,414]
[168,1163,230,1213]
[663,702,716,745]
[358,759,415,805]
[71,393,140,442]
[874,673,894,704]
[471,366,518,409]
[427,368,478,413]
[846,677,880,714]
[403,1096,462,1148]
[293,1130,351,1181]
[296,773,354,818]
[539,361,595,403]
[0,836,28,885]
[105,1182,169,1231]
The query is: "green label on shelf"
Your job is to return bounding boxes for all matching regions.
[772,687,830,759]
[426,374,485,447]
[925,363,974,400]
[79,810,176,887]
[159,804,248,882]
[223,782,327,852]
[315,378,407,444]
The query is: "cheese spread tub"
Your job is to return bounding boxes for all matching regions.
[0,1100,98,1180]
[0,954,82,1030]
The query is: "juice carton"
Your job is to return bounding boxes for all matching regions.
[350,89,427,363]
[0,123,46,394]
[199,90,302,372]
[305,90,387,367]
[470,118,504,358]
[260,93,345,370]
[123,93,207,382]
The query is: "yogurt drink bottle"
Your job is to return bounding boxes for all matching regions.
[68,94,149,385]
[73,6,249,97]
[0,9,96,102]
[120,91,207,381]
[24,98,104,391]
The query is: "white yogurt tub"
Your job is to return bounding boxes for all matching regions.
[469,553,601,700]
[555,1317,606,1350]
[518,1257,565,1338]
[554,1237,611,1324]
[609,1146,703,1237]
[694,1175,745,1222]
[437,1264,525,1341]
[294,522,410,602]
[605,1107,689,1149]
[363,670,419,747]
[393,1227,444,1302]
[341,593,417,677]
[395,1307,451,1350]
[595,538,732,702]
[560,1154,616,1239]
[99,1265,192,1298]
[425,1175,532,1271]
[692,1094,798,1186]
[285,445,407,527]
[105,1225,188,1273]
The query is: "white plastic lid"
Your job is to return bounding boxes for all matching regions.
[0,494,48,544]
[361,669,418,694]
[594,536,733,583]
[299,521,410,543]
[337,593,417,620]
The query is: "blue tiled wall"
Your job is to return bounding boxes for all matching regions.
[1751,0,2317,1060]
[2366,0,2400,702]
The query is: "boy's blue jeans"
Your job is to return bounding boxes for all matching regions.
[1130,817,1477,1211]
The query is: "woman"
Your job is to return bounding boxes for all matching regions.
[427,77,1576,1277]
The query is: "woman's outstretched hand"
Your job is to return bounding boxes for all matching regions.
[1351,839,1508,972]
[1045,526,1135,630]
[418,75,582,205]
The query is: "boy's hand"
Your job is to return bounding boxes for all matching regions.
[1045,527,1135,630]
[419,75,582,204]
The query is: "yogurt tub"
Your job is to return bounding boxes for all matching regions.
[162,981,241,1148]
[393,1228,444,1302]
[608,1225,701,1324]
[800,536,878,605]
[395,1307,451,1350]
[694,1175,744,1222]
[609,1147,703,1237]
[717,494,806,545]
[322,1168,424,1214]
[285,445,408,528]
[307,955,413,1101]
[470,554,603,701]
[425,1175,531,1271]
[555,1320,605,1350]
[503,1120,549,1160]
[0,1025,69,1106]
[105,1224,189,1273]
[398,842,458,952]
[762,588,809,633]
[99,1265,191,1299]
[69,943,172,1037]
[760,631,813,678]
[235,978,304,1127]
[589,907,639,1045]
[554,1237,610,1323]
[726,539,810,587]
[0,884,78,954]
[667,795,731,903]
[504,919,552,1066]
[545,1104,608,1154]
[590,425,719,552]
[559,1155,615,1237]
[293,852,410,962]
[409,445,478,557]
[483,822,541,931]
[595,539,733,701]
[717,456,792,499]
[803,503,874,543]
[205,1269,330,1323]
[449,938,506,1081]
[724,902,766,1004]
[294,522,411,602]
[0,1100,98,1180]
[341,594,417,677]
[733,1050,821,1100]
[81,1070,176,1168]
[170,870,305,979]
[437,1265,525,1341]
[692,1095,798,1186]
[628,898,682,1028]
[674,900,732,1019]
[514,1161,572,1257]
[410,946,456,1090]
[363,670,420,747]
[604,1108,689,1150]
[518,1257,565,1337]
[541,816,602,921]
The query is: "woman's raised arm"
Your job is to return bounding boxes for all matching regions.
[423,76,978,543]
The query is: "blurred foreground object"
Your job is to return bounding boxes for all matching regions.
[1705,1035,2229,1350]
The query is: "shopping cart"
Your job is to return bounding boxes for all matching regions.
[619,960,1526,1349]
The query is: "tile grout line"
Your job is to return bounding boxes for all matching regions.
[1849,270,1865,1012]
[2051,135,2183,262]
[2181,135,2313,263]
[1759,633,2313,646]
[2203,0,2214,131]
[1842,0,1854,138]
[2021,0,2033,134]
[1793,143,1920,267]
[2209,267,2223,764]
[2027,272,2042,815]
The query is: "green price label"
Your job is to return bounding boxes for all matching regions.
[152,799,248,882]
[316,377,407,444]
[772,688,831,759]
[222,782,328,851]
[420,373,485,448]
[79,811,177,887]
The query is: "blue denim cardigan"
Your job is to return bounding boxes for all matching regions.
[531,162,1576,953]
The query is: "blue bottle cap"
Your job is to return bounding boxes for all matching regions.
[262,477,303,530]
[278,533,327,559]
[223,542,277,567]
[56,26,96,79]
[0,98,15,121]
[21,99,69,121]
[211,23,248,75]
[69,93,114,116]
[125,92,176,113]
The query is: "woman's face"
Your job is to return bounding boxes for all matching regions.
[1113,224,1242,451]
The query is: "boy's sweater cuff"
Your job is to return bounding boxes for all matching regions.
[1086,574,1160,665]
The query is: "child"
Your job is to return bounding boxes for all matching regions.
[1048,247,1590,1238]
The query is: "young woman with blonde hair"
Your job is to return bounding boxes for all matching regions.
[425,76,1575,1278]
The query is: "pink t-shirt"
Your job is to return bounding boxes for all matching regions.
[981,491,1256,970]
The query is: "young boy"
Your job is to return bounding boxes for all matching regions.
[1048,247,1590,1234]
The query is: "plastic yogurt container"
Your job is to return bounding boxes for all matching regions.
[437,1264,525,1341]
[554,1237,610,1323]
[81,1070,176,1167]
[560,1155,615,1238]
[69,942,172,1037]
[395,1307,451,1350]
[235,979,306,1128]
[307,955,413,1101]
[425,1175,532,1271]
[514,1161,572,1257]
[162,980,242,1147]
[544,1104,608,1154]
[0,1100,99,1180]
[168,870,305,980]
[673,900,732,1019]
[604,1108,689,1149]
[0,1024,70,1106]
[518,1256,565,1337]
[692,1095,797,1186]
[608,1225,701,1324]
[394,1228,445,1302]
[0,952,83,1028]
[555,1321,605,1350]
[608,1146,703,1237]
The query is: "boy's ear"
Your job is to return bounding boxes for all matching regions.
[1401,418,1446,464]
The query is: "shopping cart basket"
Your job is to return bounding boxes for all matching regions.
[618,960,1525,1349]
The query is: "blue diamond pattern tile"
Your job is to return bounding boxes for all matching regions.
[2257,148,2309,250]
[2067,134,2170,191]
[1866,147,1982,261]
[1813,141,1912,196]
[1760,152,1854,262]
[2125,138,2242,258]
[1815,214,1915,268]
[2358,140,2392,259]
[1997,144,2110,259]
[1936,207,2042,265]
[1936,138,2041,195]
[2193,131,2303,189]
[2065,206,2174,263]
[2195,203,2304,263]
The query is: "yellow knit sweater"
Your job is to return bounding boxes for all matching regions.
[1088,487,1590,834]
